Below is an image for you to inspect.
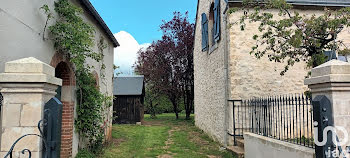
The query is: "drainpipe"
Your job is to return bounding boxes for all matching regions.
[223,0,230,147]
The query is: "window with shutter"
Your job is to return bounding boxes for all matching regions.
[213,0,220,41]
[201,13,209,51]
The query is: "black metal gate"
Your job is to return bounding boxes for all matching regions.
[42,97,63,158]
[0,92,3,108]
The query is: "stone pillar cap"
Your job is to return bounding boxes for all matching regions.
[5,57,54,75]
[305,59,350,85]
[0,57,62,86]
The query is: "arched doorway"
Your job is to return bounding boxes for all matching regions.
[53,59,75,158]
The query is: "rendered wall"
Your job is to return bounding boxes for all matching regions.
[244,132,315,158]
[0,0,115,157]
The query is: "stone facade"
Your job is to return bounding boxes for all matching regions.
[194,0,230,145]
[194,0,350,146]
[228,9,350,100]
[0,0,117,157]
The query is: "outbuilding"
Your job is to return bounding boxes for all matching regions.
[113,76,145,124]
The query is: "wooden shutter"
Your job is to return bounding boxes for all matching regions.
[201,13,209,51]
[213,0,221,41]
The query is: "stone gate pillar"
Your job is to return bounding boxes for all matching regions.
[305,60,350,150]
[0,57,62,157]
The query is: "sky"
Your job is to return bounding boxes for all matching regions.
[90,0,198,75]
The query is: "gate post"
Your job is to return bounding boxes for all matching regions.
[0,57,62,157]
[305,60,350,156]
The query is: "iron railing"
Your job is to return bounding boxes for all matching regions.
[0,92,3,107]
[229,93,314,148]
[5,119,47,158]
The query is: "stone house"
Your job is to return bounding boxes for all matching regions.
[0,0,119,157]
[193,0,350,148]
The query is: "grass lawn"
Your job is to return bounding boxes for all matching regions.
[100,113,234,158]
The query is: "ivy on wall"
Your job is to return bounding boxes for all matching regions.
[41,0,112,153]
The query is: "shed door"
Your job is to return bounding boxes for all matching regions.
[114,96,141,124]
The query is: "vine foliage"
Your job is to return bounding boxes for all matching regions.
[41,0,112,153]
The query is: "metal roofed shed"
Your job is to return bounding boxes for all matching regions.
[113,76,145,124]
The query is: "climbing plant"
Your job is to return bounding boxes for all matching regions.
[40,0,112,153]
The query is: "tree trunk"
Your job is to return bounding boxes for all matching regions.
[150,100,156,119]
[185,90,191,120]
[170,97,179,119]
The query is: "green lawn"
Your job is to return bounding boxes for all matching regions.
[100,113,234,158]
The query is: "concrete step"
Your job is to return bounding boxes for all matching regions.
[227,146,244,158]
[236,138,244,148]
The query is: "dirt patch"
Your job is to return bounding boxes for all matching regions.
[207,155,220,158]
[189,132,210,145]
[143,120,163,126]
[163,128,177,149]
[162,126,180,156]
[157,154,173,158]
[111,138,126,147]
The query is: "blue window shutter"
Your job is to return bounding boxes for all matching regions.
[201,13,209,51]
[214,0,221,41]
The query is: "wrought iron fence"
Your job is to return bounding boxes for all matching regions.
[229,93,314,148]
[0,92,3,107]
[5,120,46,158]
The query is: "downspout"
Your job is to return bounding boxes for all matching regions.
[223,0,230,147]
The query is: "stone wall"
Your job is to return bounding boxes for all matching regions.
[227,8,350,141]
[194,0,229,145]
[228,9,350,99]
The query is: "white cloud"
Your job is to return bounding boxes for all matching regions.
[113,31,150,75]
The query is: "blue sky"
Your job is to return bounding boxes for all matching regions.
[90,0,198,44]
[90,0,198,75]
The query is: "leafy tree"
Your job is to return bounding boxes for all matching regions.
[144,85,159,119]
[136,12,194,119]
[144,85,176,117]
[231,0,350,75]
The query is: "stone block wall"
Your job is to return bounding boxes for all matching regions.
[228,9,310,100]
[228,8,350,100]
[194,0,229,145]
